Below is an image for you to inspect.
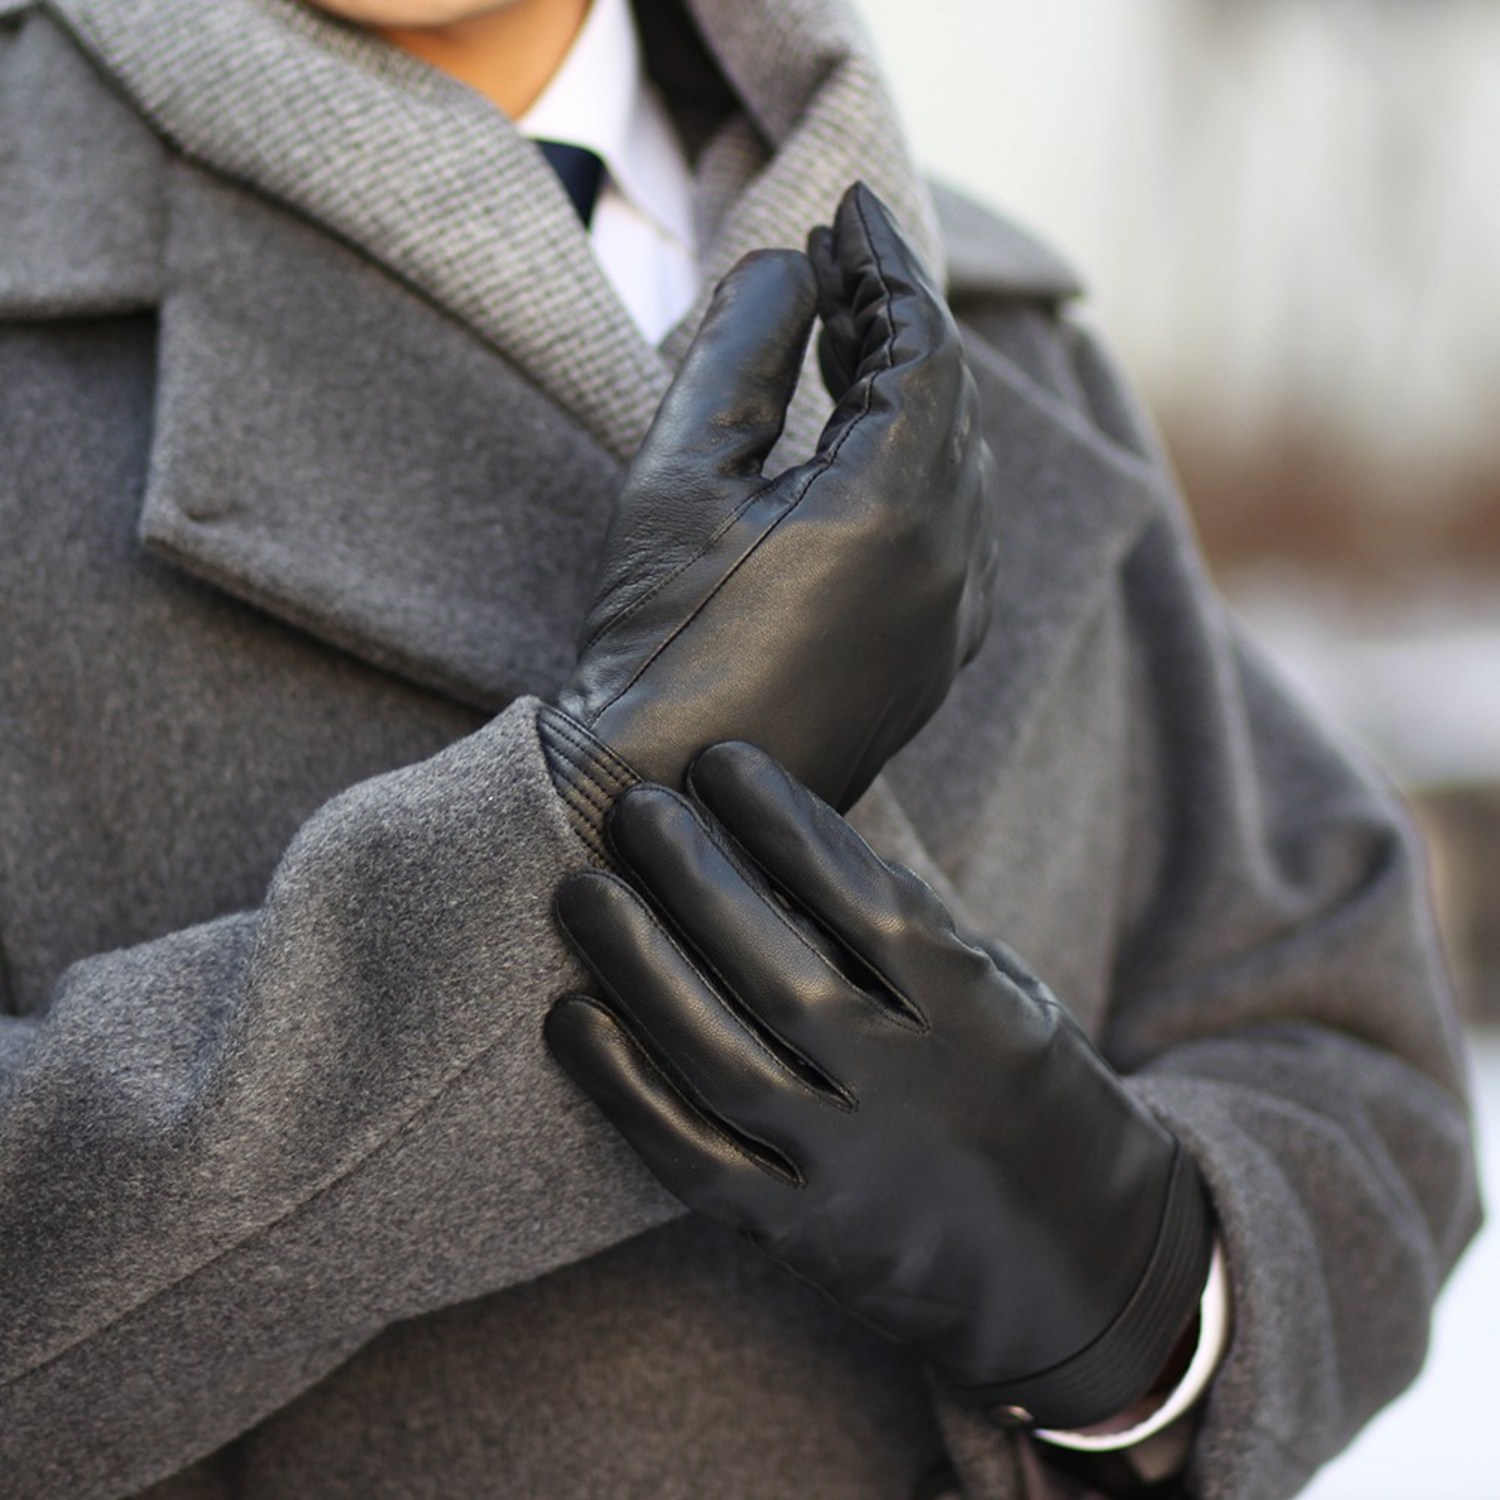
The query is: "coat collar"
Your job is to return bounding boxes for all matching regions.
[137,155,622,711]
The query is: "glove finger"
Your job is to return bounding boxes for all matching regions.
[687,742,985,1012]
[808,223,861,400]
[631,248,818,493]
[544,994,793,1227]
[607,783,905,1090]
[807,182,962,458]
[553,870,830,1168]
[964,433,1003,666]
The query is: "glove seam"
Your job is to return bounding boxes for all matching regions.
[851,180,901,386]
[537,733,617,824]
[574,473,780,661]
[732,757,931,1035]
[536,705,638,861]
[539,707,640,788]
[582,433,855,729]
[552,752,614,819]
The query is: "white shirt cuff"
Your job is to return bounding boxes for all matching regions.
[1032,1237,1231,1453]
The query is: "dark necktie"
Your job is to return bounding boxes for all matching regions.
[533,139,605,228]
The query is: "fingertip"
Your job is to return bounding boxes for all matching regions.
[834,178,877,220]
[552,870,615,945]
[641,248,818,482]
[684,740,783,829]
[544,994,760,1224]
[805,223,837,285]
[552,869,592,922]
[713,246,818,320]
[686,739,764,791]
[543,991,604,1066]
[606,780,691,868]
[830,180,938,306]
[806,222,834,257]
[848,179,883,219]
[831,179,883,254]
[543,993,641,1103]
[844,182,901,245]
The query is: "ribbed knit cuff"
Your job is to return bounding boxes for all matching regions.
[967,1145,1215,1431]
[535,704,639,863]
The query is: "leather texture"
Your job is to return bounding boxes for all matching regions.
[546,742,1215,1430]
[543,183,999,849]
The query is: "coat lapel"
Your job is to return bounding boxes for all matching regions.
[141,158,621,710]
[873,185,1157,882]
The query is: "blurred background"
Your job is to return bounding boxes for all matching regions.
[850,1,1499,1495]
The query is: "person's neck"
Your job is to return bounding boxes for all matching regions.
[380,0,591,119]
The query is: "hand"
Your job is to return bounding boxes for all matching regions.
[539,184,999,854]
[544,742,1214,1430]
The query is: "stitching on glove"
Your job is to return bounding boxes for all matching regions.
[541,708,639,789]
[672,785,923,1054]
[576,474,781,658]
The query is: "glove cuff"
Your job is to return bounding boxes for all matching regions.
[969,1143,1215,1431]
[536,704,639,862]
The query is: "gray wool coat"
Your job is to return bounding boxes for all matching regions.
[0,2,1482,1497]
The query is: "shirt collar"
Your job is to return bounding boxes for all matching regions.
[519,0,693,249]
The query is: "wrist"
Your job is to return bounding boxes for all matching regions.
[1034,1238,1229,1452]
[968,1143,1215,1431]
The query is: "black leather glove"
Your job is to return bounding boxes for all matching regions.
[538,184,999,856]
[545,742,1214,1431]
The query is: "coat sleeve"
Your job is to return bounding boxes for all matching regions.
[1065,322,1481,1498]
[0,699,686,1499]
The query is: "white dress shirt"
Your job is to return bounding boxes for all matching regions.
[519,0,698,345]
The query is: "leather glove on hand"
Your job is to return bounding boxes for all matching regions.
[539,183,999,856]
[545,742,1215,1431]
